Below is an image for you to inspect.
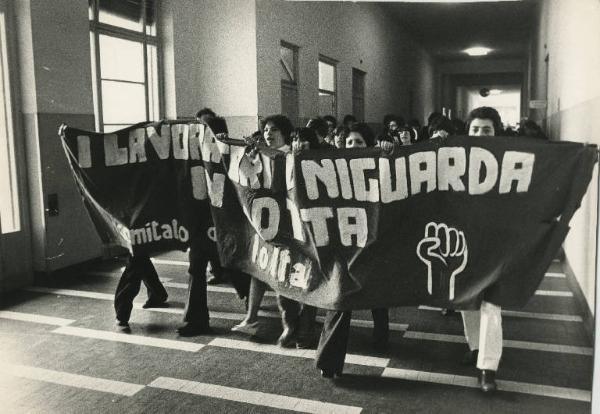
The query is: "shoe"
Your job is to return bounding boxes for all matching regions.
[177,323,213,337]
[295,338,317,349]
[320,368,343,379]
[277,328,296,348]
[461,349,478,366]
[142,299,169,309]
[115,320,131,333]
[207,275,225,285]
[478,370,497,393]
[231,320,260,336]
[441,308,455,316]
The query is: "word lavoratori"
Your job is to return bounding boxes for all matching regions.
[300,147,535,203]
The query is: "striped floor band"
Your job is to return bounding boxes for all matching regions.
[149,376,363,414]
[0,363,144,396]
[52,326,204,352]
[417,305,583,322]
[381,367,590,402]
[0,310,74,326]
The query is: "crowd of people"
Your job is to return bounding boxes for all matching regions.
[113,105,549,394]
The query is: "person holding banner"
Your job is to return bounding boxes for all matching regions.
[460,106,505,393]
[231,115,293,338]
[316,123,390,378]
[114,253,169,332]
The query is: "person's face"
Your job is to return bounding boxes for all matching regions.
[468,118,495,136]
[198,114,212,123]
[346,132,367,148]
[399,130,411,145]
[388,121,399,132]
[334,133,346,149]
[326,121,336,135]
[293,136,311,151]
[263,121,286,148]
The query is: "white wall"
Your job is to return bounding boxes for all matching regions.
[255,0,434,127]
[531,0,600,314]
[161,0,259,137]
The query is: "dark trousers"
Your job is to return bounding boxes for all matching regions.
[277,295,317,340]
[114,253,168,323]
[315,308,389,372]
[183,242,210,327]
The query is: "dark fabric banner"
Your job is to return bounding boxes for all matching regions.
[61,121,597,311]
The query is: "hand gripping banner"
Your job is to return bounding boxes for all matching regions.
[60,121,598,311]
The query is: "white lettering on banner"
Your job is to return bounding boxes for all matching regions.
[191,166,208,200]
[468,147,498,194]
[205,171,225,207]
[171,124,189,160]
[129,219,189,246]
[104,134,128,166]
[337,207,368,247]
[350,158,379,202]
[499,151,535,193]
[300,207,334,247]
[286,198,305,242]
[147,124,171,159]
[76,136,92,168]
[251,197,280,241]
[251,234,310,289]
[188,123,204,161]
[437,147,466,191]
[128,128,147,163]
[409,151,437,195]
[299,147,534,202]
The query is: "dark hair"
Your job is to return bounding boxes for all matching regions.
[519,119,548,139]
[407,118,421,129]
[196,107,216,119]
[451,118,466,135]
[205,116,228,135]
[429,116,455,137]
[349,123,375,147]
[306,117,329,138]
[333,125,349,138]
[292,127,319,149]
[466,106,503,135]
[323,115,337,126]
[427,111,443,125]
[398,125,416,141]
[383,114,405,129]
[343,114,357,125]
[260,114,294,144]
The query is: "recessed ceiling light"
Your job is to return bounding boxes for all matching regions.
[464,47,492,56]
[489,89,502,95]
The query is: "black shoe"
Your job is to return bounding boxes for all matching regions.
[320,368,343,379]
[115,320,131,333]
[177,323,213,337]
[478,370,497,393]
[142,299,169,309]
[441,308,455,316]
[295,338,317,349]
[461,349,479,366]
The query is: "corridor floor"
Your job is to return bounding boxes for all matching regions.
[0,251,593,413]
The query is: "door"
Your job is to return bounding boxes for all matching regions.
[0,0,33,293]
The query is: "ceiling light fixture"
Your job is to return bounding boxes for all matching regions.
[489,89,502,95]
[464,47,492,56]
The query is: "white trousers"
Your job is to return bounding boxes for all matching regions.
[461,301,503,371]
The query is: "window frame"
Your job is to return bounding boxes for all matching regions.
[89,0,162,132]
[318,55,337,117]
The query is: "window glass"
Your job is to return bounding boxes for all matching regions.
[147,44,159,121]
[0,11,19,233]
[280,45,295,82]
[98,0,143,32]
[318,60,335,92]
[99,35,144,82]
[101,80,146,124]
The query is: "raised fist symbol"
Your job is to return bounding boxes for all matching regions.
[416,222,468,300]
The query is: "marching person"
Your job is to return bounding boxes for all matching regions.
[114,252,168,333]
[461,106,505,393]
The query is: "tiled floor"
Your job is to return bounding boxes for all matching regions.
[0,253,593,413]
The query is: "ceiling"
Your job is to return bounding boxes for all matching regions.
[385,0,539,61]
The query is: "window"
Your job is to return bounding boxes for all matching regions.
[0,6,19,233]
[318,56,337,118]
[89,0,160,132]
[280,42,299,125]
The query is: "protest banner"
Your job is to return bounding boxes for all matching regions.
[61,121,597,310]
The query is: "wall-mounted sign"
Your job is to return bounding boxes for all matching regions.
[529,100,548,109]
